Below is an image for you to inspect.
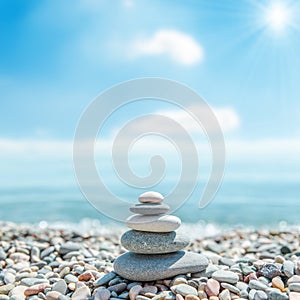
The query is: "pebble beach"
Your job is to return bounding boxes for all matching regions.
[1,221,300,300]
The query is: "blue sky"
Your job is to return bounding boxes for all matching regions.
[1,0,300,195]
[1,0,300,140]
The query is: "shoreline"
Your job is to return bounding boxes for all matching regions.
[0,221,300,299]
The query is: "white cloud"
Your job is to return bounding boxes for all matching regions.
[110,106,240,142]
[156,106,240,134]
[2,137,300,163]
[131,29,204,65]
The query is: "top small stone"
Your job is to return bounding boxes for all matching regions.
[138,191,164,204]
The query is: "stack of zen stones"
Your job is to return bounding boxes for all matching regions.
[113,191,209,281]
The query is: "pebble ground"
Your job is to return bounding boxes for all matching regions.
[1,221,300,300]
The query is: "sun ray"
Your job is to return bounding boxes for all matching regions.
[265,2,291,32]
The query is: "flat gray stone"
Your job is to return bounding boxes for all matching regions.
[254,290,268,300]
[288,276,300,285]
[130,203,170,215]
[172,284,197,296]
[219,289,231,300]
[212,270,239,284]
[221,282,240,295]
[268,289,288,300]
[249,280,268,291]
[152,291,176,300]
[93,272,116,286]
[126,214,181,232]
[283,260,295,278]
[113,250,209,281]
[53,279,67,295]
[121,230,190,254]
[138,191,164,204]
[289,283,300,292]
[192,263,219,278]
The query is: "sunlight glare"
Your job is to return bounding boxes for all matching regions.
[265,2,291,32]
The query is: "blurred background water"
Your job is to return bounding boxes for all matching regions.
[1,177,299,226]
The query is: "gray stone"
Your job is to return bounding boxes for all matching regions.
[240,263,256,275]
[138,191,164,204]
[0,248,7,260]
[64,274,78,284]
[268,289,288,300]
[258,277,270,285]
[207,242,224,254]
[240,290,249,298]
[119,292,129,299]
[236,281,249,291]
[221,283,240,295]
[212,270,239,284]
[20,278,49,286]
[192,263,219,278]
[130,203,170,215]
[254,290,268,300]
[107,283,127,293]
[53,279,67,295]
[162,291,176,300]
[71,284,90,300]
[126,214,181,233]
[172,284,197,296]
[140,286,158,294]
[41,246,55,259]
[121,230,189,254]
[259,264,282,279]
[289,283,300,292]
[94,272,116,287]
[219,257,235,267]
[3,272,15,284]
[249,280,269,291]
[283,260,295,278]
[97,288,111,299]
[59,242,81,255]
[288,276,300,285]
[249,289,257,300]
[114,250,209,281]
[219,289,231,300]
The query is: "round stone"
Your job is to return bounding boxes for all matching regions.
[121,230,190,254]
[138,191,164,204]
[113,251,209,281]
[130,203,170,215]
[126,214,181,232]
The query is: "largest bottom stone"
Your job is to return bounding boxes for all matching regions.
[113,250,209,281]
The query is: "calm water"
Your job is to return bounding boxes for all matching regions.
[1,179,299,226]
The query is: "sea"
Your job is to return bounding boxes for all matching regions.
[1,178,299,227]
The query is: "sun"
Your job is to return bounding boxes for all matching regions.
[264,2,292,32]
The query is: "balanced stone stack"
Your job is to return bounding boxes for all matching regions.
[113,191,209,281]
